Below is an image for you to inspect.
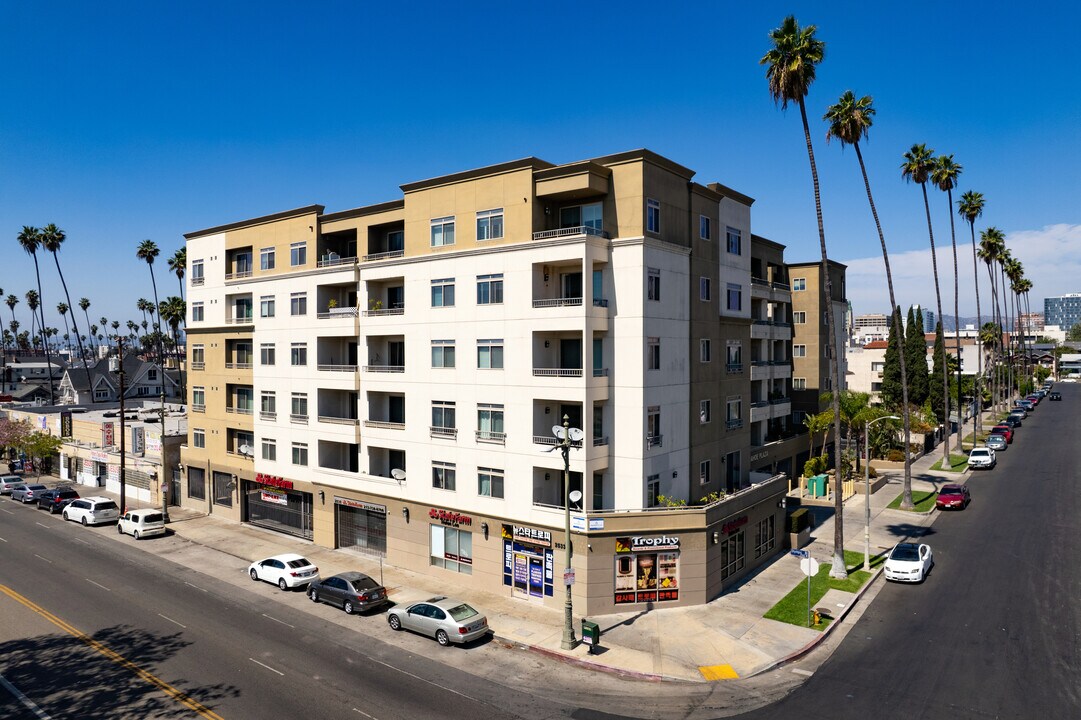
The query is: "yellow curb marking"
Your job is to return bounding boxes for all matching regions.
[699,663,739,681]
[0,584,225,720]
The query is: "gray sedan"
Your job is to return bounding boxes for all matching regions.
[308,571,387,614]
[11,484,47,503]
[387,596,489,646]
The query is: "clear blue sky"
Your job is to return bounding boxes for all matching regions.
[2,1,1079,332]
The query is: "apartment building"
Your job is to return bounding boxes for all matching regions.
[789,259,848,438]
[180,150,792,615]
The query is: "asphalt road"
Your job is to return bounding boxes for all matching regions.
[734,384,1081,719]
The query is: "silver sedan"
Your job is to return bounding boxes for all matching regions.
[11,484,47,503]
[387,596,489,646]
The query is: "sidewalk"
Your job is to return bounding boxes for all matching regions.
[54,411,991,683]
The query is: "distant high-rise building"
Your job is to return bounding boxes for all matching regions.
[1045,294,1081,329]
[911,305,935,333]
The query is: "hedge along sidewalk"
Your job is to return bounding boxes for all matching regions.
[887,489,938,513]
[763,550,879,631]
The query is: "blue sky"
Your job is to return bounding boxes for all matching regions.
[2,1,1079,333]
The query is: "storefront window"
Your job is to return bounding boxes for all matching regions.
[720,531,745,580]
[430,525,472,574]
[614,536,680,605]
[755,516,775,558]
[187,467,206,501]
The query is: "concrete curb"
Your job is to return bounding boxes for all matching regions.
[517,638,676,682]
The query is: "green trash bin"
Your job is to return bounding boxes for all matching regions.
[806,474,827,498]
[581,619,601,654]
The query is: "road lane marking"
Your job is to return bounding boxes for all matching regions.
[158,613,187,629]
[0,673,52,719]
[0,536,7,542]
[86,579,111,592]
[1,507,13,514]
[353,709,378,719]
[0,584,225,720]
[261,613,295,628]
[371,658,477,701]
[33,554,53,564]
[74,537,91,545]
[249,658,285,676]
[35,522,50,529]
[792,668,814,677]
[185,581,208,593]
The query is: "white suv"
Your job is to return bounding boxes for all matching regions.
[117,509,167,539]
[967,447,996,470]
[63,496,121,526]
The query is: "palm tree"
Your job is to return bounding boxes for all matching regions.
[56,302,71,352]
[5,295,19,346]
[957,191,986,432]
[824,90,915,508]
[761,15,846,578]
[25,290,40,339]
[159,296,186,399]
[39,224,91,387]
[998,248,1014,398]
[78,298,95,357]
[136,239,165,374]
[169,247,187,301]
[978,228,1007,411]
[1004,258,1026,389]
[16,226,54,403]
[931,156,964,451]
[137,298,151,332]
[901,144,950,466]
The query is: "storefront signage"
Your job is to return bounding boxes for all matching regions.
[615,535,681,553]
[146,430,162,453]
[255,473,294,490]
[614,549,680,605]
[722,516,749,535]
[102,422,115,448]
[91,451,109,463]
[503,528,555,597]
[260,490,289,506]
[502,524,552,548]
[430,508,472,527]
[60,411,72,438]
[131,426,145,456]
[334,496,387,514]
[750,449,769,463]
[108,464,119,482]
[589,518,605,530]
[571,516,586,531]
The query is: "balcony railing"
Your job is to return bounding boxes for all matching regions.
[430,426,458,439]
[225,406,253,416]
[191,404,206,413]
[224,362,253,369]
[362,250,404,262]
[593,436,609,447]
[317,307,360,319]
[592,297,609,307]
[533,368,583,377]
[533,434,582,448]
[318,415,360,426]
[475,430,506,445]
[592,368,609,377]
[191,362,205,371]
[225,316,254,325]
[191,277,205,286]
[726,419,743,429]
[531,226,609,241]
[259,411,276,421]
[363,365,405,373]
[361,307,404,317]
[769,397,790,405]
[533,297,583,308]
[646,434,663,449]
[316,254,358,268]
[363,420,405,430]
[290,414,308,424]
[726,363,743,373]
[751,277,770,287]
[317,364,358,372]
[224,270,253,281]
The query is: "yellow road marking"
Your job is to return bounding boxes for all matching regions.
[699,663,740,681]
[0,584,225,720]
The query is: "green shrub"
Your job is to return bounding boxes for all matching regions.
[886,449,905,462]
[867,465,878,478]
[803,455,827,478]
[788,507,809,534]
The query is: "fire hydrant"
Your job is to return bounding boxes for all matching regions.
[812,609,822,626]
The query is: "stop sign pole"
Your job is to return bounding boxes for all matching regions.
[791,549,819,626]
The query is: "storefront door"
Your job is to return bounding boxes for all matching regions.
[243,482,313,540]
[512,552,544,599]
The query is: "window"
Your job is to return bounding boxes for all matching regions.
[261,438,276,462]
[700,215,712,240]
[477,339,504,369]
[387,230,404,252]
[431,401,456,436]
[701,277,712,302]
[793,277,807,291]
[700,459,711,485]
[430,216,455,247]
[647,268,661,301]
[261,391,276,416]
[212,471,233,508]
[793,311,806,324]
[700,400,711,424]
[260,295,275,318]
[559,203,602,231]
[432,461,456,491]
[725,451,741,490]
[233,297,253,321]
[647,338,660,370]
[646,474,660,507]
[191,260,204,285]
[726,226,742,255]
[726,283,742,311]
[793,377,807,390]
[700,339,712,363]
[793,410,807,426]
[290,343,307,366]
[430,524,471,574]
[290,241,307,267]
[260,343,276,366]
[793,344,807,358]
[726,397,742,429]
[476,274,503,305]
[476,209,504,241]
[192,428,205,449]
[291,393,308,419]
[234,251,252,275]
[191,302,204,322]
[191,386,206,411]
[720,531,745,580]
[290,292,307,316]
[292,442,308,466]
[647,406,661,447]
[726,342,743,371]
[478,467,504,498]
[260,247,275,271]
[187,467,206,500]
[755,516,776,558]
[477,404,504,442]
[431,278,455,307]
[646,198,660,233]
[431,340,456,368]
[191,345,205,369]
[871,362,885,373]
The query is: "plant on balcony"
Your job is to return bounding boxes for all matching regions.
[655,494,686,507]
[327,298,338,310]
[368,299,383,311]
[697,491,725,505]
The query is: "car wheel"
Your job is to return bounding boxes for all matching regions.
[133,530,140,540]
[117,524,125,535]
[63,511,70,521]
[309,588,318,602]
[343,601,354,615]
[81,517,88,526]
[278,578,288,591]
[436,629,450,646]
[250,569,259,581]
[388,614,402,631]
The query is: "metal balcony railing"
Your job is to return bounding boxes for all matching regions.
[531,226,609,241]
[362,250,404,262]
[533,368,583,377]
[429,426,458,439]
[532,297,583,308]
[475,430,506,444]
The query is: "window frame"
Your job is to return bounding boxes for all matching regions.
[431,340,456,368]
[191,302,204,322]
[290,343,307,367]
[646,198,660,234]
[260,343,276,366]
[290,292,307,316]
[699,215,712,240]
[477,339,504,369]
[700,338,712,363]
[647,337,660,371]
[700,277,712,302]
[260,247,275,271]
[431,278,456,308]
[430,216,456,247]
[476,209,504,241]
[261,438,277,462]
[432,461,457,491]
[291,442,308,466]
[192,428,205,449]
[477,466,504,499]
[726,226,742,255]
[476,273,504,305]
[259,295,275,318]
[290,241,307,267]
[792,277,807,291]
[726,283,742,311]
[700,399,711,424]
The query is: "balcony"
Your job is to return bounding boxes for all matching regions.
[533,368,583,378]
[726,418,743,430]
[593,436,609,447]
[430,427,458,440]
[533,296,582,309]
[750,400,771,424]
[290,414,309,425]
[259,411,276,421]
[646,434,663,449]
[532,226,609,241]
[726,363,744,374]
[191,277,205,287]
[318,364,358,373]
[224,270,253,281]
[318,415,360,426]
[191,404,206,413]
[361,306,403,318]
[317,306,360,319]
[362,249,404,262]
[316,253,358,268]
[224,362,253,370]
[363,364,404,373]
[475,430,506,445]
[225,406,254,416]
[225,316,254,325]
[363,420,405,431]
[191,362,205,371]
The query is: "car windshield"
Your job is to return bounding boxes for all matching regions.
[971,450,989,457]
[446,603,479,622]
[890,545,920,561]
[286,558,312,569]
[29,485,46,491]
[941,486,963,495]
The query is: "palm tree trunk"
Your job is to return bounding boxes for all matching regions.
[83,308,95,358]
[947,189,963,452]
[51,254,93,403]
[920,184,950,466]
[797,98,847,580]
[148,267,166,398]
[30,259,55,404]
[853,142,913,508]
[969,222,983,434]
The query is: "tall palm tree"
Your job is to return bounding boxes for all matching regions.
[978,228,1007,411]
[930,156,964,451]
[761,15,846,578]
[56,302,71,352]
[998,249,1014,398]
[159,296,186,399]
[25,290,40,339]
[901,144,949,466]
[78,298,95,357]
[16,226,54,404]
[169,247,187,301]
[957,191,986,432]
[1004,258,1026,388]
[5,295,19,346]
[136,239,165,372]
[136,298,151,332]
[824,90,915,508]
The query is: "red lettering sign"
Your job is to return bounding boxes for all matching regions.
[428,508,472,527]
[255,473,294,490]
[722,515,748,535]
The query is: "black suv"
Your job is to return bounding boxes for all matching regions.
[1049,391,1062,401]
[37,486,80,514]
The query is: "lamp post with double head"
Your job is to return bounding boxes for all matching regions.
[552,415,583,650]
[864,415,900,572]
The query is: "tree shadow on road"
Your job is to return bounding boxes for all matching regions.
[883,522,937,540]
[0,624,239,718]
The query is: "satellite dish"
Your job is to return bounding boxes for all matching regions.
[552,425,566,439]
[569,490,583,503]
[238,444,254,457]
[551,426,584,442]
[391,468,406,481]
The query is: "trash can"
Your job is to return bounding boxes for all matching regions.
[806,474,827,498]
[581,619,601,654]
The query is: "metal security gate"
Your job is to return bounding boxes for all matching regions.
[334,498,387,554]
[243,482,313,540]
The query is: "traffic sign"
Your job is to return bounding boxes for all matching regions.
[789,549,810,558]
[800,558,820,577]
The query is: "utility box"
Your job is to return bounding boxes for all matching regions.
[581,620,600,653]
[806,474,827,498]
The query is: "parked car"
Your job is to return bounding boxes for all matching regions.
[248,553,319,590]
[936,484,971,510]
[1026,394,1041,406]
[11,483,48,503]
[386,596,490,646]
[967,447,996,469]
[1049,391,1062,401]
[985,433,1008,451]
[1017,400,1034,411]
[0,475,24,495]
[884,542,934,583]
[307,571,387,614]
[1002,415,1022,428]
[37,486,81,514]
[1009,406,1028,419]
[989,425,1013,443]
[117,509,166,539]
[63,496,120,526]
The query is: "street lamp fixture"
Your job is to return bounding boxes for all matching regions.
[550,415,583,650]
[864,415,900,573]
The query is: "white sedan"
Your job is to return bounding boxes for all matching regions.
[884,542,934,583]
[248,553,319,590]
[967,447,996,470]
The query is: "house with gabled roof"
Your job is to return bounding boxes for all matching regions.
[58,354,181,405]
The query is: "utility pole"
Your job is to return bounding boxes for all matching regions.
[117,336,127,512]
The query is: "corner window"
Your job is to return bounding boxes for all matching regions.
[646,198,660,234]
[793,345,807,358]
[260,247,275,271]
[431,279,455,307]
[647,337,660,370]
[431,340,456,368]
[726,397,742,429]
[191,260,204,285]
[476,209,504,241]
[290,242,307,267]
[191,387,206,410]
[793,311,807,324]
[192,428,205,448]
[647,407,661,447]
[476,274,503,305]
[191,302,204,322]
[726,226,742,255]
[700,215,712,240]
[646,474,660,507]
[431,216,456,247]
[700,460,711,485]
[793,377,807,390]
[647,268,661,302]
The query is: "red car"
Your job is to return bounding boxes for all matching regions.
[990,424,1013,443]
[936,484,971,510]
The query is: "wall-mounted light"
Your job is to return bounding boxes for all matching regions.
[545,406,551,415]
[545,472,551,482]
[481,522,489,540]
[777,497,786,509]
[544,340,550,348]
[712,531,720,545]
[402,506,409,522]
[318,490,325,504]
[672,470,678,479]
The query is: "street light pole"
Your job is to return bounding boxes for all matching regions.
[864,415,899,573]
[554,414,582,651]
[160,388,170,523]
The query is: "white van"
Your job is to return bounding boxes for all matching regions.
[117,509,166,539]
